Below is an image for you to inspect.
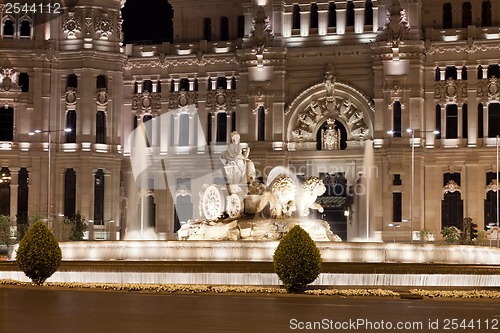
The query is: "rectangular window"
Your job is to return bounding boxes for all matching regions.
[446,104,458,139]
[488,102,500,137]
[393,192,402,222]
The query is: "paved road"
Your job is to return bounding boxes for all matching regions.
[1,286,500,333]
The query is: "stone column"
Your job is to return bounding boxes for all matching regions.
[372,6,379,33]
[282,5,292,37]
[299,5,310,37]
[354,2,365,33]
[318,4,328,35]
[336,5,346,35]
[210,112,217,145]
[9,169,19,226]
[272,3,283,37]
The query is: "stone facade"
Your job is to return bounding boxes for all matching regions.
[1,0,499,242]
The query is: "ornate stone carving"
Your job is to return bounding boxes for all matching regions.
[63,12,81,38]
[0,68,19,92]
[322,118,341,150]
[84,17,93,35]
[487,76,500,101]
[385,0,410,48]
[323,63,336,97]
[442,180,461,199]
[485,179,499,199]
[65,88,77,105]
[169,90,197,110]
[175,184,192,199]
[206,88,236,110]
[96,88,109,107]
[95,12,112,39]
[435,78,467,103]
[250,6,273,54]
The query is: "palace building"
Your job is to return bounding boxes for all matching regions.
[0,0,499,242]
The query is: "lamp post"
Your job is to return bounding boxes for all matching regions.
[387,128,439,242]
[29,128,71,221]
[388,222,400,243]
[497,135,499,247]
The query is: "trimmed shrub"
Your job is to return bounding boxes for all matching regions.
[273,225,322,293]
[16,221,62,285]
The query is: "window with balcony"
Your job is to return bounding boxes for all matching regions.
[96,111,106,144]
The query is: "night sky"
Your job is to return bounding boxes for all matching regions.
[121,0,173,44]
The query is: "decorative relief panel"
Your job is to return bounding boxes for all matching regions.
[95,12,112,39]
[250,6,273,55]
[133,91,162,115]
[0,68,19,92]
[206,88,236,111]
[434,78,467,104]
[65,88,77,106]
[96,89,108,107]
[168,91,196,110]
[442,180,462,199]
[63,12,81,38]
[477,77,500,102]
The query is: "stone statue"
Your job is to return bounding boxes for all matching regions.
[219,131,256,185]
[322,118,341,150]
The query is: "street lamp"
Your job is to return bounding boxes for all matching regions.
[387,128,440,242]
[388,222,400,243]
[29,128,72,221]
[496,135,499,247]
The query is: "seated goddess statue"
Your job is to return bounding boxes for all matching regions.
[220,131,256,185]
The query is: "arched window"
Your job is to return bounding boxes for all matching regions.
[64,168,76,218]
[180,78,190,91]
[478,103,484,138]
[445,66,457,80]
[17,168,29,225]
[18,73,29,92]
[143,115,153,147]
[65,110,77,143]
[203,18,212,41]
[443,3,453,29]
[435,105,442,139]
[237,15,244,38]
[292,5,301,30]
[20,19,31,37]
[488,103,500,137]
[67,74,78,89]
[393,101,402,138]
[96,111,106,144]
[446,104,458,139]
[0,167,10,216]
[442,173,463,229]
[207,113,212,145]
[485,172,498,227]
[2,19,14,36]
[462,104,468,139]
[346,1,355,27]
[216,112,227,143]
[462,2,472,28]
[365,0,373,26]
[461,66,467,80]
[96,75,107,90]
[328,2,336,28]
[310,3,319,29]
[216,77,227,90]
[258,106,265,141]
[231,112,236,132]
[0,107,13,141]
[142,80,153,93]
[482,1,492,27]
[220,17,229,41]
[94,169,105,225]
[179,114,189,146]
[487,65,500,79]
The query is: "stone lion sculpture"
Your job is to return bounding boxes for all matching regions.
[255,175,297,219]
[295,176,327,217]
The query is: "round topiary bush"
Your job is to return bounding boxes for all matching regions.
[16,221,62,285]
[273,225,322,293]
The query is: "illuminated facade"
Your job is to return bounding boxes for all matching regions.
[0,0,499,241]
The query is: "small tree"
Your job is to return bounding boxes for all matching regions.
[67,212,87,241]
[273,225,322,293]
[16,221,62,285]
[441,226,461,244]
[0,215,16,247]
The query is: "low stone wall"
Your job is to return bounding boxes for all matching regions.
[9,241,500,265]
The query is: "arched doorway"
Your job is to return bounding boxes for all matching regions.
[316,119,347,150]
